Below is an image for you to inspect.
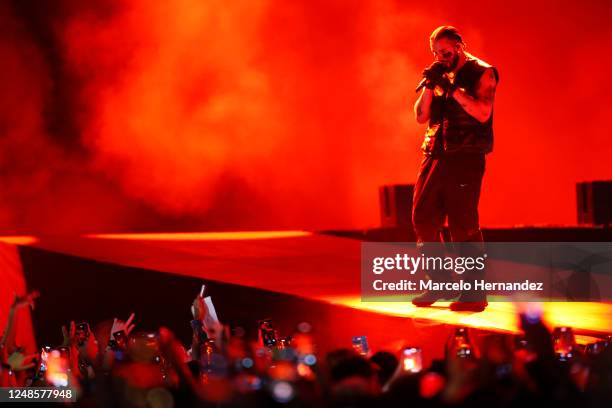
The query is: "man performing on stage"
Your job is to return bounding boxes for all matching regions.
[411,26,498,312]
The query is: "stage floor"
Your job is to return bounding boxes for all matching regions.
[3,231,610,343]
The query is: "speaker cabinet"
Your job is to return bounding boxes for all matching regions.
[379,184,414,228]
[577,181,612,226]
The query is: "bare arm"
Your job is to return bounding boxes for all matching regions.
[414,88,433,124]
[1,293,37,350]
[451,68,497,123]
[0,307,17,348]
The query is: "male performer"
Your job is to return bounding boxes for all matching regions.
[412,26,498,312]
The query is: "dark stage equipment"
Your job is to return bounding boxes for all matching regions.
[577,181,612,226]
[379,184,414,228]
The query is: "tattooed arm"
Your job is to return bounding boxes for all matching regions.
[451,68,497,123]
[414,88,434,124]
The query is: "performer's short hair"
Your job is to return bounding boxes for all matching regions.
[430,26,464,45]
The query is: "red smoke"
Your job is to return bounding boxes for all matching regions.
[57,0,427,230]
[1,0,611,233]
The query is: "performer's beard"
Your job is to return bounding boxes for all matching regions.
[448,53,460,71]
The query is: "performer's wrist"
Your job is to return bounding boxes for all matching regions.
[450,87,465,99]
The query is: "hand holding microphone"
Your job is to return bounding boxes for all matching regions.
[416,61,451,93]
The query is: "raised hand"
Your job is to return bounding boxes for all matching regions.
[1,291,40,351]
[61,321,77,347]
[110,313,136,340]
[80,325,99,364]
[12,291,39,310]
[423,61,452,92]
[191,295,208,321]
[7,350,38,371]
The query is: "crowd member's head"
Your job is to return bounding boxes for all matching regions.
[586,343,612,405]
[326,349,381,406]
[369,351,398,387]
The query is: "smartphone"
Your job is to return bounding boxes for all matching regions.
[76,322,90,345]
[77,322,89,333]
[39,346,51,373]
[258,319,277,348]
[446,328,473,359]
[585,340,607,356]
[351,336,369,356]
[455,327,468,338]
[553,327,575,361]
[45,350,69,387]
[401,347,423,373]
[113,330,128,350]
[456,345,473,358]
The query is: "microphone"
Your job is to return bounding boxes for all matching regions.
[415,77,428,93]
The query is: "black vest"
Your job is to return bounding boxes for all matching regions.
[422,57,498,155]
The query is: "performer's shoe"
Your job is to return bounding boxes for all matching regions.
[412,290,459,307]
[449,300,488,313]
